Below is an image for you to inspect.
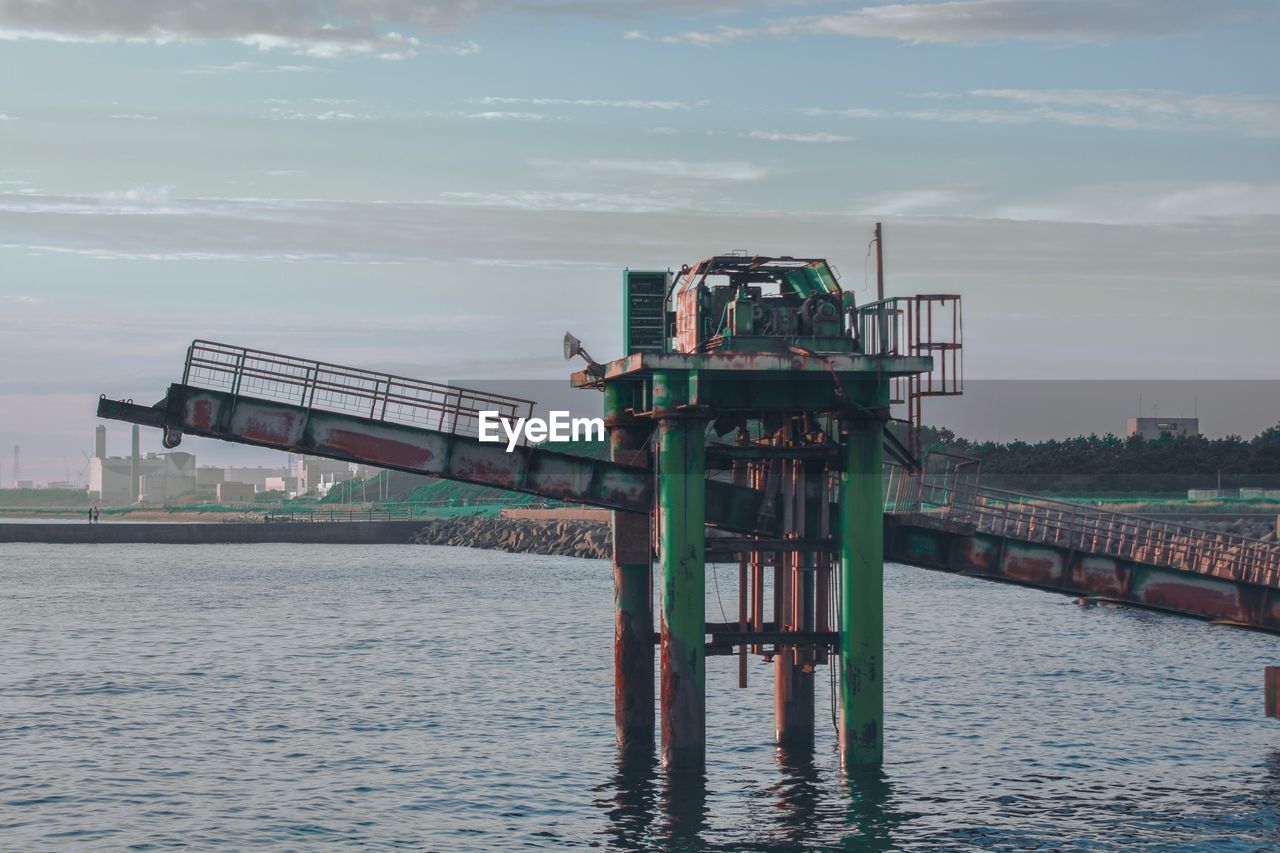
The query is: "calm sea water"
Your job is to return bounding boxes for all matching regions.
[2,543,1279,850]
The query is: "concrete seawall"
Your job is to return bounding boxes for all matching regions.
[0,521,427,545]
[0,518,611,556]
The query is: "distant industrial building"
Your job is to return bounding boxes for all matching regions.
[216,481,257,503]
[139,452,198,502]
[223,466,288,491]
[1127,417,1199,440]
[195,467,225,498]
[291,454,359,496]
[263,475,301,496]
[90,451,197,502]
[85,426,375,502]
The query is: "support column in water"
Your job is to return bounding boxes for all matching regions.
[653,370,707,772]
[839,413,885,768]
[773,450,824,742]
[776,455,816,750]
[606,382,654,752]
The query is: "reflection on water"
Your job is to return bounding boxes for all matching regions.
[3,543,1280,849]
[768,748,824,848]
[595,750,711,851]
[661,768,710,850]
[595,749,660,849]
[839,768,910,852]
[595,747,913,851]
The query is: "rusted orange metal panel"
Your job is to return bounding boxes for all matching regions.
[887,515,1280,634]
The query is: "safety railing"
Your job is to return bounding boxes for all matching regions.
[948,489,1280,588]
[884,457,1280,588]
[182,340,535,440]
[883,463,922,513]
[858,296,963,459]
[856,298,906,356]
[261,507,415,523]
[883,450,980,514]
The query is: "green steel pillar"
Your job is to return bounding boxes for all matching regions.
[839,413,885,769]
[606,382,654,752]
[653,370,707,772]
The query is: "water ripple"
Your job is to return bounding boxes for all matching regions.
[1,543,1279,848]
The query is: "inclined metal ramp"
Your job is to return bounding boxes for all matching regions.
[97,341,774,535]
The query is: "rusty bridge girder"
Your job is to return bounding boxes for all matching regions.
[97,385,779,536]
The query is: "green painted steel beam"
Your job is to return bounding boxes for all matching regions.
[653,370,708,772]
[839,403,887,769]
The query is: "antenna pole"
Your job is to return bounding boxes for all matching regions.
[874,222,885,302]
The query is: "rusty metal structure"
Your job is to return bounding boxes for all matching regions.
[586,252,950,770]
[94,231,1280,775]
[887,454,1280,626]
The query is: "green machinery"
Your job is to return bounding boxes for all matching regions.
[574,254,953,771]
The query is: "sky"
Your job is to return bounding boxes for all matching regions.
[1,0,1278,483]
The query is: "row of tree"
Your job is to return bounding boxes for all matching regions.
[897,424,1280,496]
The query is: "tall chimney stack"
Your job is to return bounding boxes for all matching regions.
[95,425,107,460]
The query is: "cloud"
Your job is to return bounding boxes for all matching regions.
[463,111,553,121]
[0,2,483,59]
[851,180,1280,224]
[438,190,687,213]
[856,187,982,216]
[99,187,175,206]
[0,113,17,120]
[185,61,319,74]
[5,177,1278,286]
[584,158,768,181]
[660,0,1269,45]
[805,103,1113,126]
[991,181,1280,225]
[0,294,41,305]
[233,30,428,59]
[475,96,697,111]
[265,107,370,121]
[107,113,160,121]
[745,129,853,142]
[803,88,1280,137]
[5,0,1263,60]
[971,89,1280,138]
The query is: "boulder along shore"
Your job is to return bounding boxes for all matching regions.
[413,517,611,559]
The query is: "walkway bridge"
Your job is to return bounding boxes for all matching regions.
[885,455,1280,632]
[99,341,1280,635]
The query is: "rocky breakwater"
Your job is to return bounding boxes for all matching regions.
[413,517,611,559]
[1194,517,1277,540]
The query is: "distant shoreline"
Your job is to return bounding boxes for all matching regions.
[0,517,610,557]
[0,520,428,545]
